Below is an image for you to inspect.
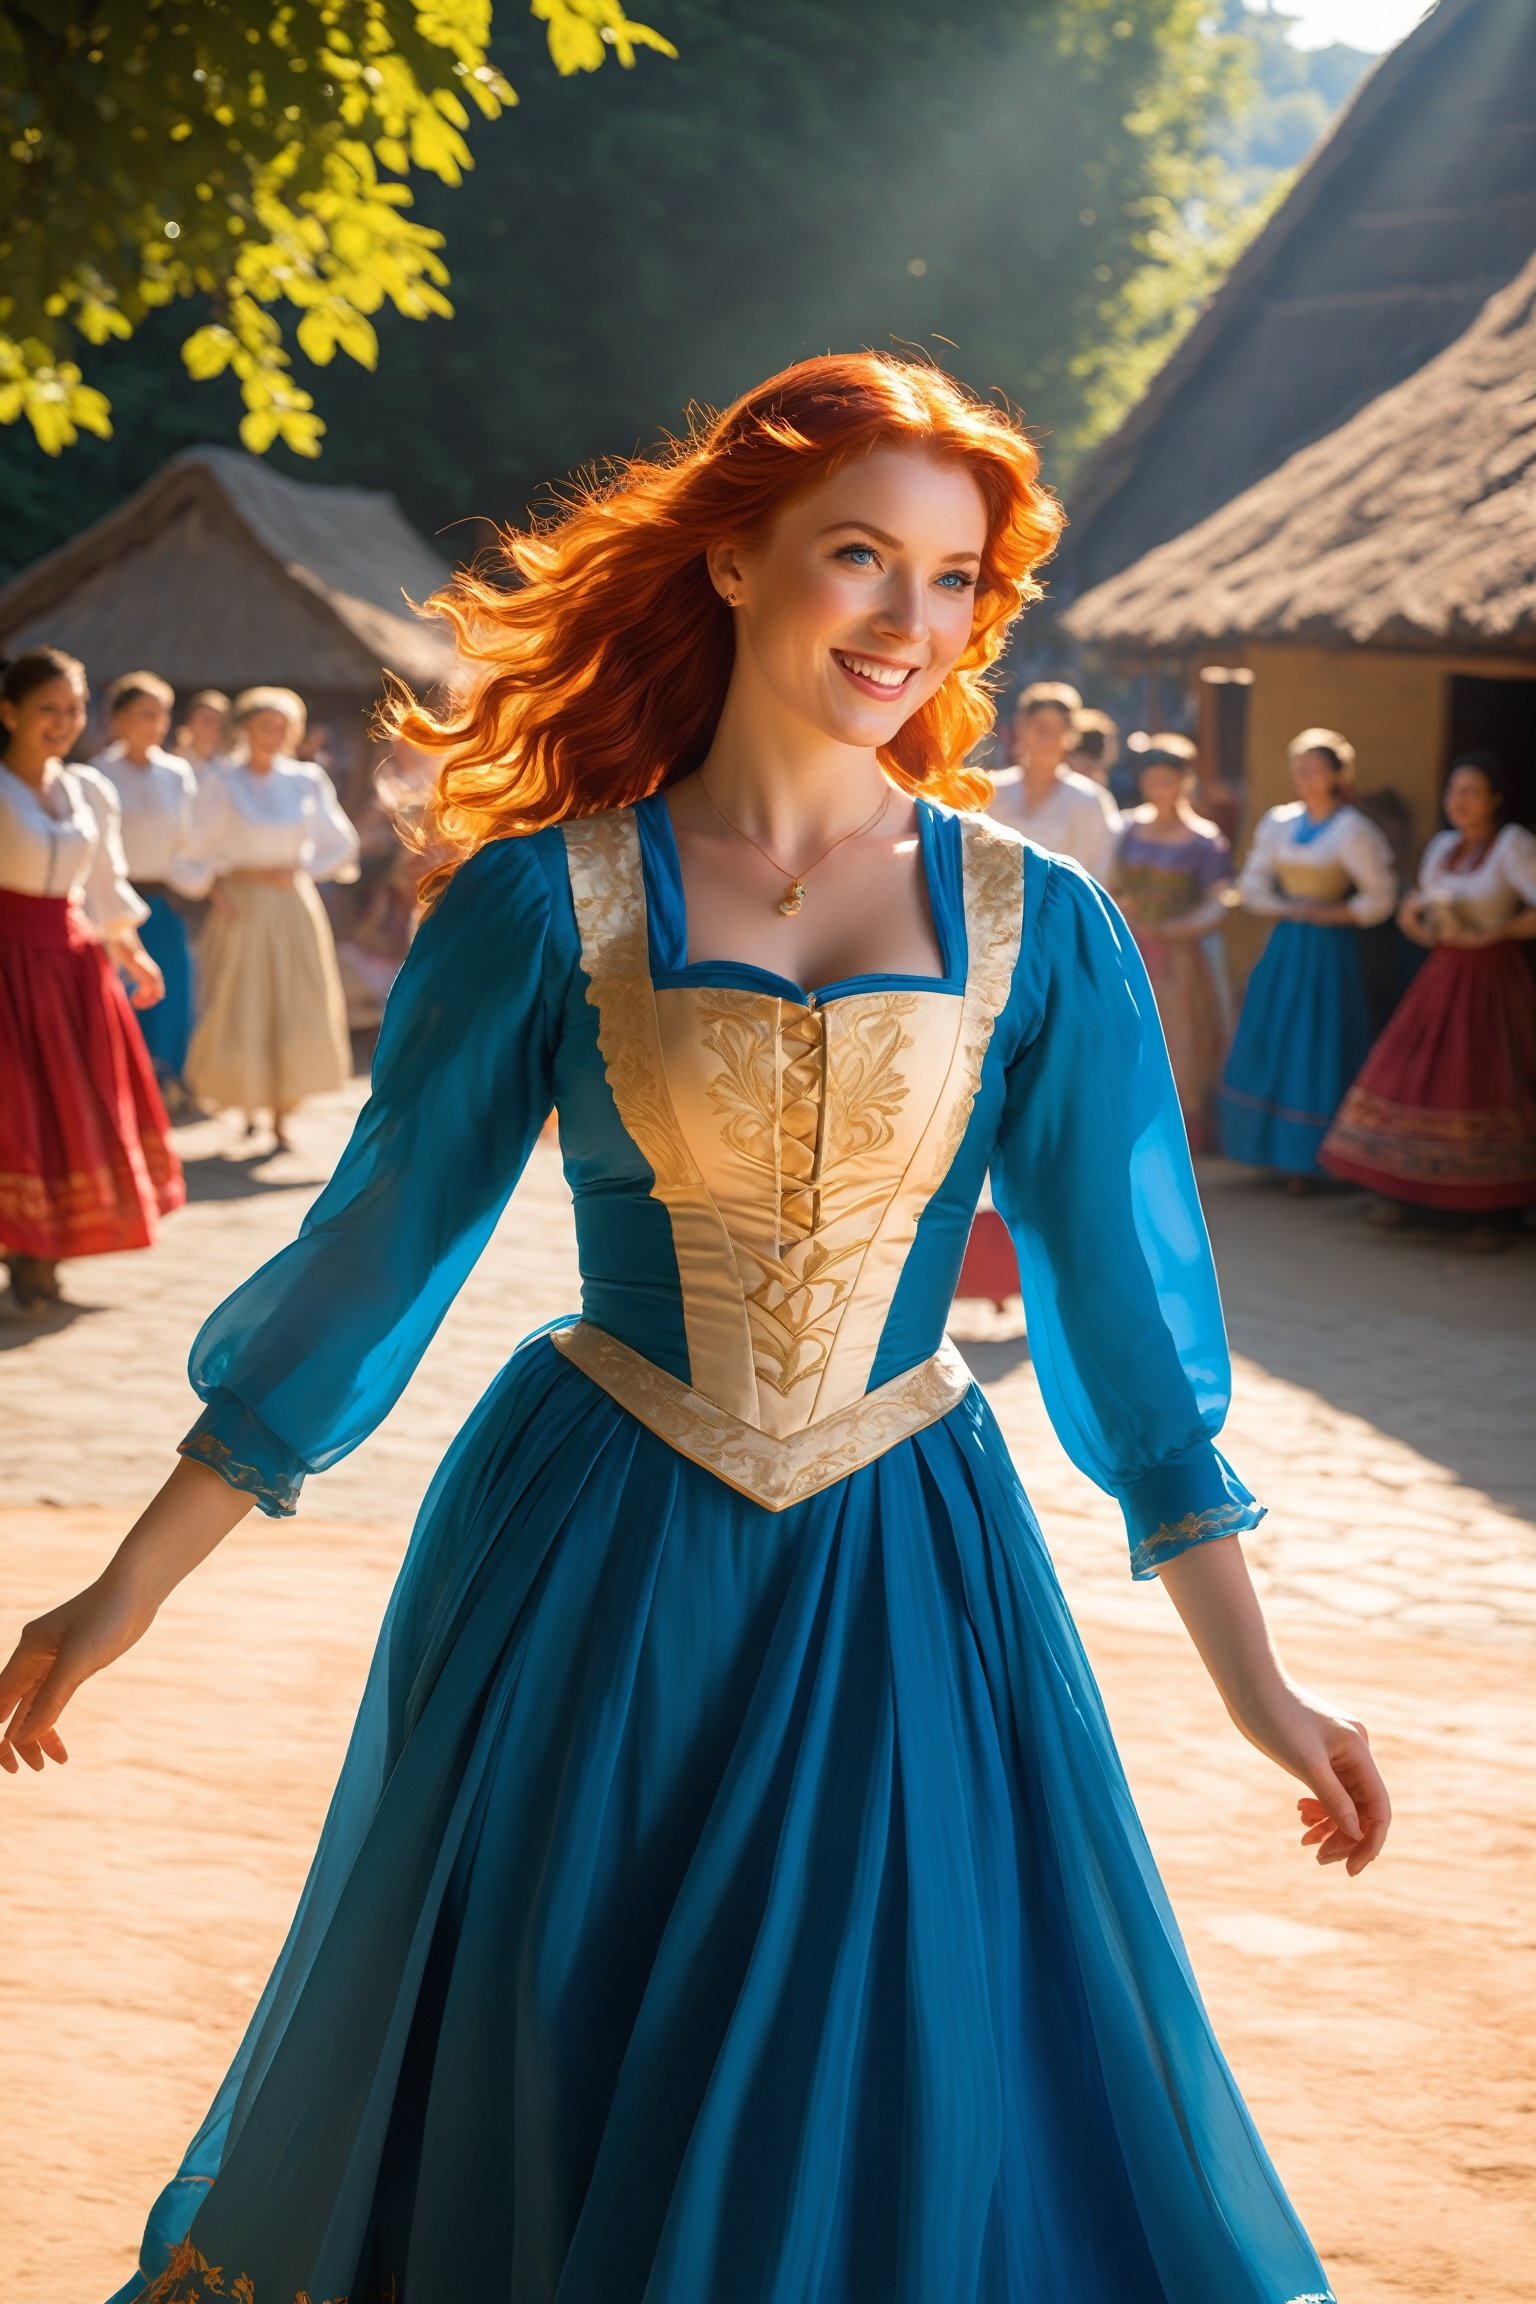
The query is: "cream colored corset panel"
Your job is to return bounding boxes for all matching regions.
[652,982,964,1435]
[562,807,1024,1443]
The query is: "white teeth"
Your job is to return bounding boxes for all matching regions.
[839,654,911,688]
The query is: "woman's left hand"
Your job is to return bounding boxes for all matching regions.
[1248,1686,1392,1875]
[109,936,166,1009]
[1158,1540,1391,1879]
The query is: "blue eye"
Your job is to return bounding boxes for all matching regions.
[936,570,977,591]
[835,542,879,567]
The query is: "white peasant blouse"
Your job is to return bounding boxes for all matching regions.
[1236,801,1397,928]
[1416,823,1536,932]
[192,757,362,885]
[0,760,150,937]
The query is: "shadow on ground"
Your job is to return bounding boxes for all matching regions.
[1198,1161,1536,1524]
[954,1334,1032,1384]
[0,1297,99,1351]
[179,1150,328,1204]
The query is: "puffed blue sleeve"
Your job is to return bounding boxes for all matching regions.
[178,836,559,1516]
[990,855,1264,1578]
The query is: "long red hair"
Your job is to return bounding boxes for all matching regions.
[390,354,1063,899]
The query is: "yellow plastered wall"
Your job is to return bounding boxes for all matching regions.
[1242,641,1536,842]
[1221,642,1536,989]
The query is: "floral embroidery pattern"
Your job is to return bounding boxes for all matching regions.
[141,2239,356,2302]
[178,1430,301,1517]
[824,997,919,1165]
[553,1319,971,1510]
[738,1233,872,1400]
[695,991,918,1398]
[1129,1500,1258,1580]
[564,813,693,1190]
[923,814,1025,1191]
[697,992,916,1232]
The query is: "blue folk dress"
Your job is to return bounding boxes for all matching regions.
[115,795,1337,2304]
[1218,801,1397,1175]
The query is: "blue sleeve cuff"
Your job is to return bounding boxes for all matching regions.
[1122,1441,1264,1581]
[178,1390,307,1519]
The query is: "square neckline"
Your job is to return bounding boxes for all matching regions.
[636,788,965,1008]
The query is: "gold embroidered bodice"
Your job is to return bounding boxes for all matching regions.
[554,808,1024,1490]
[1275,858,1353,901]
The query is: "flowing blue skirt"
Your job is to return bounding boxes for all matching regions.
[1218,921,1373,1176]
[131,892,194,1083]
[112,1331,1335,2304]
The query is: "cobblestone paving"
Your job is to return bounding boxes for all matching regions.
[3,1087,1532,1645]
[5,1085,1534,2304]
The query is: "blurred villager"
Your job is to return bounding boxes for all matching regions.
[0,648,182,1312]
[1217,727,1396,1185]
[175,689,235,778]
[988,681,1120,882]
[1109,736,1233,1151]
[1321,754,1536,1241]
[324,739,439,1038]
[1066,706,1120,790]
[185,685,360,1149]
[92,669,208,1116]
[959,683,1121,1310]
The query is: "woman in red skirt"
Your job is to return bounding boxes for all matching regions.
[1322,754,1536,1239]
[0,647,185,1311]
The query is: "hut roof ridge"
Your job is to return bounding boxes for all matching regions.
[1060,0,1536,591]
[0,445,458,691]
[1061,251,1536,654]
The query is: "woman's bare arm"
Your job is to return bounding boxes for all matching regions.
[0,1459,252,1773]
[1156,1535,1391,1876]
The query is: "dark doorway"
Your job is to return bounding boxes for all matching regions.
[1445,674,1536,827]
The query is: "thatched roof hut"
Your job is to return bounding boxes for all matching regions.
[1059,0,1536,602]
[0,445,457,700]
[1062,254,1536,657]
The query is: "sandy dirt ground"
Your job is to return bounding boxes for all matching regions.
[2,1090,1533,2302]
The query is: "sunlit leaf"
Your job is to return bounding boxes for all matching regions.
[182,323,239,379]
[0,0,671,454]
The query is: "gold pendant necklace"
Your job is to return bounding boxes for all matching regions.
[697,778,892,913]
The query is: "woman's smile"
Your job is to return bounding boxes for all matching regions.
[831,649,920,699]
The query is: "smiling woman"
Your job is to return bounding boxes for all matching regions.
[387,354,1061,894]
[3,356,1381,2304]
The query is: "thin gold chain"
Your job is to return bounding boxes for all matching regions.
[696,775,892,912]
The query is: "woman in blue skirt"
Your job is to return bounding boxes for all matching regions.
[92,670,209,1112]
[1,359,1385,2304]
[1219,728,1396,1181]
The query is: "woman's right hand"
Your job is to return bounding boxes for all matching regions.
[1396,893,1438,948]
[1,1460,255,1774]
[0,1571,158,1773]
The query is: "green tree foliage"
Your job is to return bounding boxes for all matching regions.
[0,1,671,455]
[0,1,1295,577]
[302,0,1255,511]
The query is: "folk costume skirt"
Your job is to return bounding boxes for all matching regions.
[1131,926,1228,1154]
[114,1333,1336,2304]
[0,888,183,1260]
[186,874,351,1115]
[1320,941,1536,1210]
[132,886,196,1083]
[1218,920,1373,1176]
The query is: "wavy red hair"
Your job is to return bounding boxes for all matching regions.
[389,354,1063,899]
